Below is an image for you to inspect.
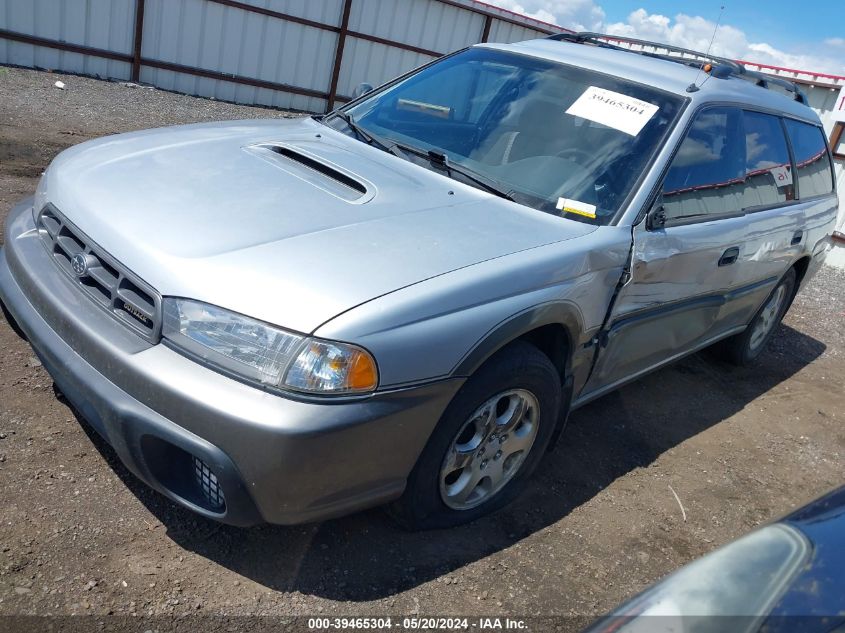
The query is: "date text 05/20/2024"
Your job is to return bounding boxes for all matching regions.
[307,617,529,630]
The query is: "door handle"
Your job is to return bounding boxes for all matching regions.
[718,247,740,266]
[791,231,803,245]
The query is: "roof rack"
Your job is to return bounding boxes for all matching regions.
[547,32,809,105]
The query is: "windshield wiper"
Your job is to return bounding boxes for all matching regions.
[332,111,408,160]
[392,144,516,202]
[331,114,514,201]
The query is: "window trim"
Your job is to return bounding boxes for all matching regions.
[646,101,834,231]
[661,209,746,229]
[830,122,845,161]
[779,115,799,200]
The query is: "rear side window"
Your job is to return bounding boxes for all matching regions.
[784,119,834,198]
[662,107,793,222]
[742,110,794,204]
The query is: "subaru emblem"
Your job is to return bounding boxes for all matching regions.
[71,253,90,277]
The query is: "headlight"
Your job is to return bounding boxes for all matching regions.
[285,339,378,394]
[162,299,378,394]
[162,299,305,385]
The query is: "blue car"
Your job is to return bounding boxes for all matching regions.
[585,486,845,632]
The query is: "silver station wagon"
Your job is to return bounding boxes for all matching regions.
[0,33,838,529]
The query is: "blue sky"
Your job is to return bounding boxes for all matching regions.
[597,1,841,47]
[485,1,845,74]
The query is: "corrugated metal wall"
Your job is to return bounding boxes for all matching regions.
[1,0,135,80]
[138,0,344,112]
[0,0,556,113]
[339,0,482,101]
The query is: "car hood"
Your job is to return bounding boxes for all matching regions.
[45,117,596,333]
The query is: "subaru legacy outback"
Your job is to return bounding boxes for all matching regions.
[0,34,838,529]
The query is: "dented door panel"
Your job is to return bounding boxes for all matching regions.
[581,215,749,397]
[717,205,805,330]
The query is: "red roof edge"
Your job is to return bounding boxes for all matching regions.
[735,59,845,82]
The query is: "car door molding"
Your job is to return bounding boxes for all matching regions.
[601,274,779,346]
[572,323,749,409]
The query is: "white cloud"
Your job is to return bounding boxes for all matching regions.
[606,9,845,75]
[605,10,750,58]
[483,1,845,75]
[484,0,605,32]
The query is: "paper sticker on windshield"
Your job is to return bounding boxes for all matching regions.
[557,198,597,219]
[769,165,793,188]
[565,86,659,136]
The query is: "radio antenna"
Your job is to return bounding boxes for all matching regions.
[687,5,726,92]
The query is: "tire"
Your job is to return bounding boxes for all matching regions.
[388,341,562,530]
[715,267,796,366]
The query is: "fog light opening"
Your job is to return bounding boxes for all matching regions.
[193,456,225,511]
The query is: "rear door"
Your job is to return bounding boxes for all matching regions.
[707,113,838,331]
[712,109,805,330]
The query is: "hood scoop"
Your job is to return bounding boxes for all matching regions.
[246,142,374,203]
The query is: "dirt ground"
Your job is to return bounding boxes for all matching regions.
[1,67,844,628]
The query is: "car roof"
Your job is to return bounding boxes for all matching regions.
[478,39,822,125]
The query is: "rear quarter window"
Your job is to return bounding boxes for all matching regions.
[784,119,835,199]
[742,110,794,206]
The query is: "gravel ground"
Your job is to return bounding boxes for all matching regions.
[1,66,844,629]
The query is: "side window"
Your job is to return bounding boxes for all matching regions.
[740,110,794,207]
[662,107,745,221]
[662,108,796,223]
[784,119,835,199]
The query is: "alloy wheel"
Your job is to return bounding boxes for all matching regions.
[748,285,787,352]
[439,389,540,510]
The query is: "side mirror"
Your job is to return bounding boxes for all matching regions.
[352,82,374,99]
[646,194,666,230]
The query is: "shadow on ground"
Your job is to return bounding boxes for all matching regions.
[69,324,824,601]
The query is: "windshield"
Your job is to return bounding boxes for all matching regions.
[326,47,685,225]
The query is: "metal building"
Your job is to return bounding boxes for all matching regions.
[0,0,563,112]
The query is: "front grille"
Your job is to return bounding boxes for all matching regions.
[36,204,162,341]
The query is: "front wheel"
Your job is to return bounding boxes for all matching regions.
[388,341,562,530]
[716,267,796,365]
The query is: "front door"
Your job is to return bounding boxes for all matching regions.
[583,213,747,397]
[582,105,800,399]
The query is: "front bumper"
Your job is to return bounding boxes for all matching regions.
[0,198,462,525]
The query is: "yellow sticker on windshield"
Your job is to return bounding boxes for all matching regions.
[556,198,597,219]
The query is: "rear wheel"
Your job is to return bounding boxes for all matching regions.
[389,341,561,530]
[716,267,796,366]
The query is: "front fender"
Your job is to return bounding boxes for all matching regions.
[315,227,632,389]
[452,300,587,381]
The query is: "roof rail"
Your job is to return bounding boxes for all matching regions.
[546,31,809,105]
